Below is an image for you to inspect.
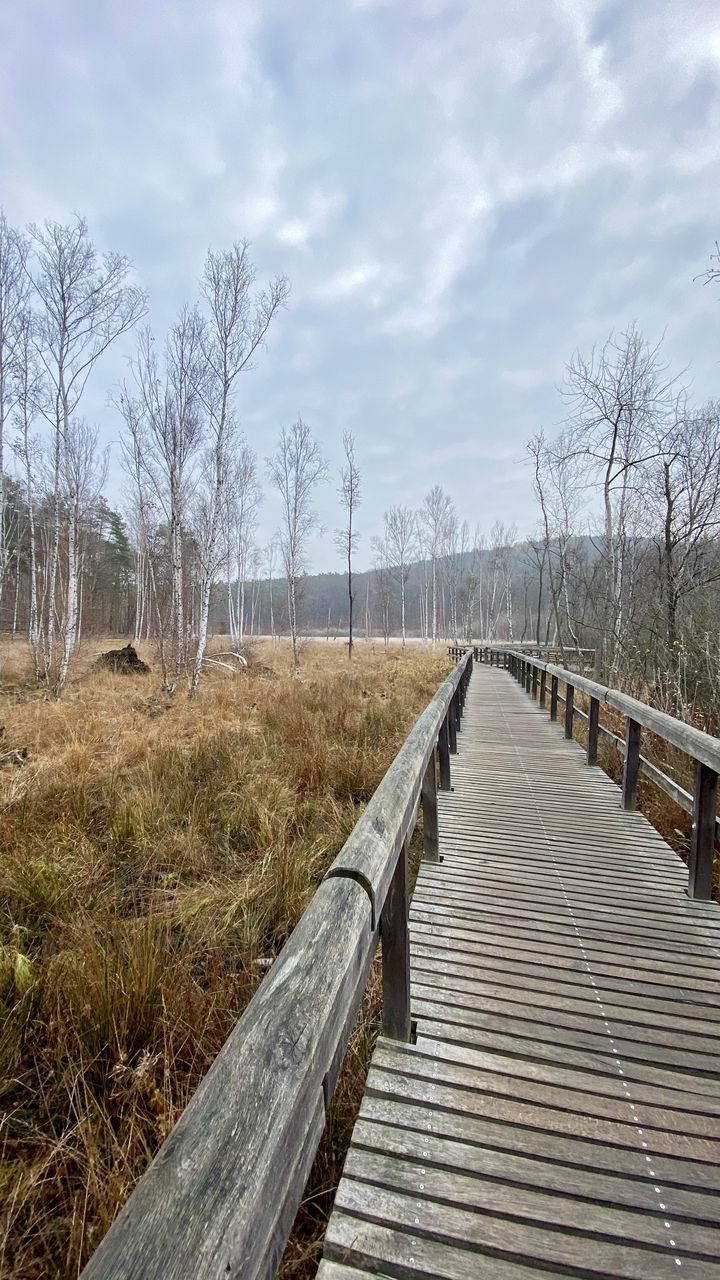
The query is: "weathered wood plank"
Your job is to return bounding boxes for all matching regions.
[360,1088,720,1189]
[352,1117,720,1221]
[324,1212,564,1280]
[332,1179,717,1279]
[321,661,720,1279]
[343,1147,720,1255]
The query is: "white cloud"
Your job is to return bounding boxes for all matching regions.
[0,0,718,568]
[313,261,384,302]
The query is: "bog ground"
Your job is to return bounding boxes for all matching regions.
[0,637,450,1280]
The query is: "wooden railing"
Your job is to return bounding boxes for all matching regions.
[80,651,473,1280]
[498,648,720,901]
[448,643,595,667]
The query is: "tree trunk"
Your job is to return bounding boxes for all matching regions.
[170,498,184,682]
[56,495,79,694]
[347,540,353,659]
[400,568,406,648]
[288,574,298,670]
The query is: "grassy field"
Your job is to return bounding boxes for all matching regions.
[0,636,451,1279]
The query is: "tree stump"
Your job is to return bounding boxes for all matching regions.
[96,644,151,674]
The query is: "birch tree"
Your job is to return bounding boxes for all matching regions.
[225,442,261,645]
[11,310,43,672]
[190,244,287,695]
[335,431,361,658]
[419,485,454,647]
[371,536,392,646]
[120,309,205,686]
[267,419,327,670]
[55,420,107,689]
[648,401,720,707]
[562,324,675,674]
[264,540,278,641]
[28,216,145,688]
[0,214,29,616]
[384,503,416,647]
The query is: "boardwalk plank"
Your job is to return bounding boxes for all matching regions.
[320,664,720,1278]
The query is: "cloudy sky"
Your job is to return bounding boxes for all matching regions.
[1,0,719,571]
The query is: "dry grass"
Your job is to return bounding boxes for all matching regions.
[0,636,450,1279]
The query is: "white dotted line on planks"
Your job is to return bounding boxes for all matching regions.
[558,882,683,1268]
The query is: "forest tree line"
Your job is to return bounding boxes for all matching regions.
[1,211,719,717]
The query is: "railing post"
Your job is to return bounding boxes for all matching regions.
[381,837,411,1041]
[421,753,439,863]
[532,666,538,699]
[448,691,458,752]
[622,718,641,810]
[550,674,558,721]
[564,683,574,739]
[587,695,600,766]
[525,663,532,694]
[688,762,718,900]
[539,669,547,709]
[438,715,451,789]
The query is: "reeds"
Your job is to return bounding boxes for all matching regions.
[0,638,449,1278]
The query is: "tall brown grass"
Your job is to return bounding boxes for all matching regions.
[0,638,450,1279]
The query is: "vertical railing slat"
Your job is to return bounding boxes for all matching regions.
[622,718,641,810]
[688,763,718,900]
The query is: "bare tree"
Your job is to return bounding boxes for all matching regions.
[562,324,676,674]
[419,484,454,648]
[698,240,720,290]
[527,430,576,660]
[0,214,29,615]
[263,540,278,640]
[29,216,145,686]
[648,402,720,707]
[119,309,204,686]
[56,420,108,691]
[334,431,361,658]
[189,245,287,694]
[443,512,473,641]
[371,535,392,646]
[384,504,416,647]
[267,419,327,670]
[524,537,548,647]
[11,309,42,672]
[224,442,261,645]
[119,393,169,678]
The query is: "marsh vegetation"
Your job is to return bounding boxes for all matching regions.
[0,638,449,1278]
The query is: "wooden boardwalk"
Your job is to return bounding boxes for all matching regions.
[319,662,720,1279]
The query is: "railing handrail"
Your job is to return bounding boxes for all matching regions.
[325,650,470,918]
[496,647,719,902]
[501,649,720,773]
[80,651,473,1280]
